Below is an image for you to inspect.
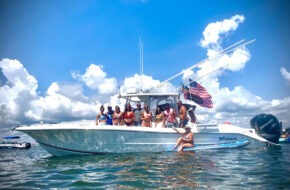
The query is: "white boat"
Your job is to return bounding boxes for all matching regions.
[15,92,280,156]
[0,136,31,150]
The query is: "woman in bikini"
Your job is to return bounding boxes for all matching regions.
[123,103,135,126]
[155,107,164,128]
[172,126,194,152]
[96,105,107,125]
[112,105,123,126]
[141,104,152,127]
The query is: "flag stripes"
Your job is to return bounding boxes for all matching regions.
[183,79,213,108]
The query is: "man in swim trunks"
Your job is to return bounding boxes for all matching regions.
[134,102,143,126]
[177,100,188,128]
[106,105,114,125]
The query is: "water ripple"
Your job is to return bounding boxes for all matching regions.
[1,145,290,189]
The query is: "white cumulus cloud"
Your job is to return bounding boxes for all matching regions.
[0,59,101,127]
[180,15,290,127]
[280,67,290,83]
[71,64,118,94]
[0,59,38,126]
[120,74,175,94]
[200,15,245,48]
[26,82,98,122]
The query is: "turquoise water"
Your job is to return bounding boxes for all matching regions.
[1,142,290,189]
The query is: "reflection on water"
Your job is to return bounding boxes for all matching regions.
[0,145,290,189]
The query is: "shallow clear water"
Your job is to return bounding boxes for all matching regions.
[0,143,290,189]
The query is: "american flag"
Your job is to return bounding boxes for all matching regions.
[183,79,213,108]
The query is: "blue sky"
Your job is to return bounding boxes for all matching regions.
[0,0,290,131]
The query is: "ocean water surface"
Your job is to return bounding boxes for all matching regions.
[0,137,290,189]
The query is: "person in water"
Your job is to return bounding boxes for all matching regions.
[112,105,123,126]
[123,103,135,126]
[172,126,194,152]
[106,105,114,125]
[155,107,165,128]
[96,105,107,125]
[141,104,152,127]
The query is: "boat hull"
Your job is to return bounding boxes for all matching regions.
[16,123,266,156]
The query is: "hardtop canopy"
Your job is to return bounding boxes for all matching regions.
[120,92,180,113]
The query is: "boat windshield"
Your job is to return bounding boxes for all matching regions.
[148,95,178,117]
[122,93,179,117]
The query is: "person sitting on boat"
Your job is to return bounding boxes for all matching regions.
[155,107,165,128]
[123,103,135,126]
[106,105,114,125]
[96,105,107,125]
[164,104,177,128]
[177,100,188,128]
[141,104,152,127]
[112,105,123,126]
[134,102,143,126]
[172,126,194,152]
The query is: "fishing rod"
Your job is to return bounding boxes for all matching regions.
[174,62,230,92]
[169,39,256,92]
[158,39,255,88]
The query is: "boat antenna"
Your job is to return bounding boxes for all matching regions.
[139,38,144,92]
[158,39,255,87]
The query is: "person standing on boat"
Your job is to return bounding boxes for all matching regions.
[112,105,123,126]
[177,100,188,128]
[134,102,143,126]
[106,105,114,125]
[96,105,107,125]
[164,103,177,128]
[155,107,165,128]
[188,105,197,124]
[123,103,135,126]
[172,126,194,152]
[141,104,152,127]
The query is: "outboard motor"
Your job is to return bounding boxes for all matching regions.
[250,114,282,144]
[24,142,31,149]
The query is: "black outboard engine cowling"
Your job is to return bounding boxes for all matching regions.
[250,114,282,144]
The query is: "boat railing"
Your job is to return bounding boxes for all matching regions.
[196,123,219,132]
